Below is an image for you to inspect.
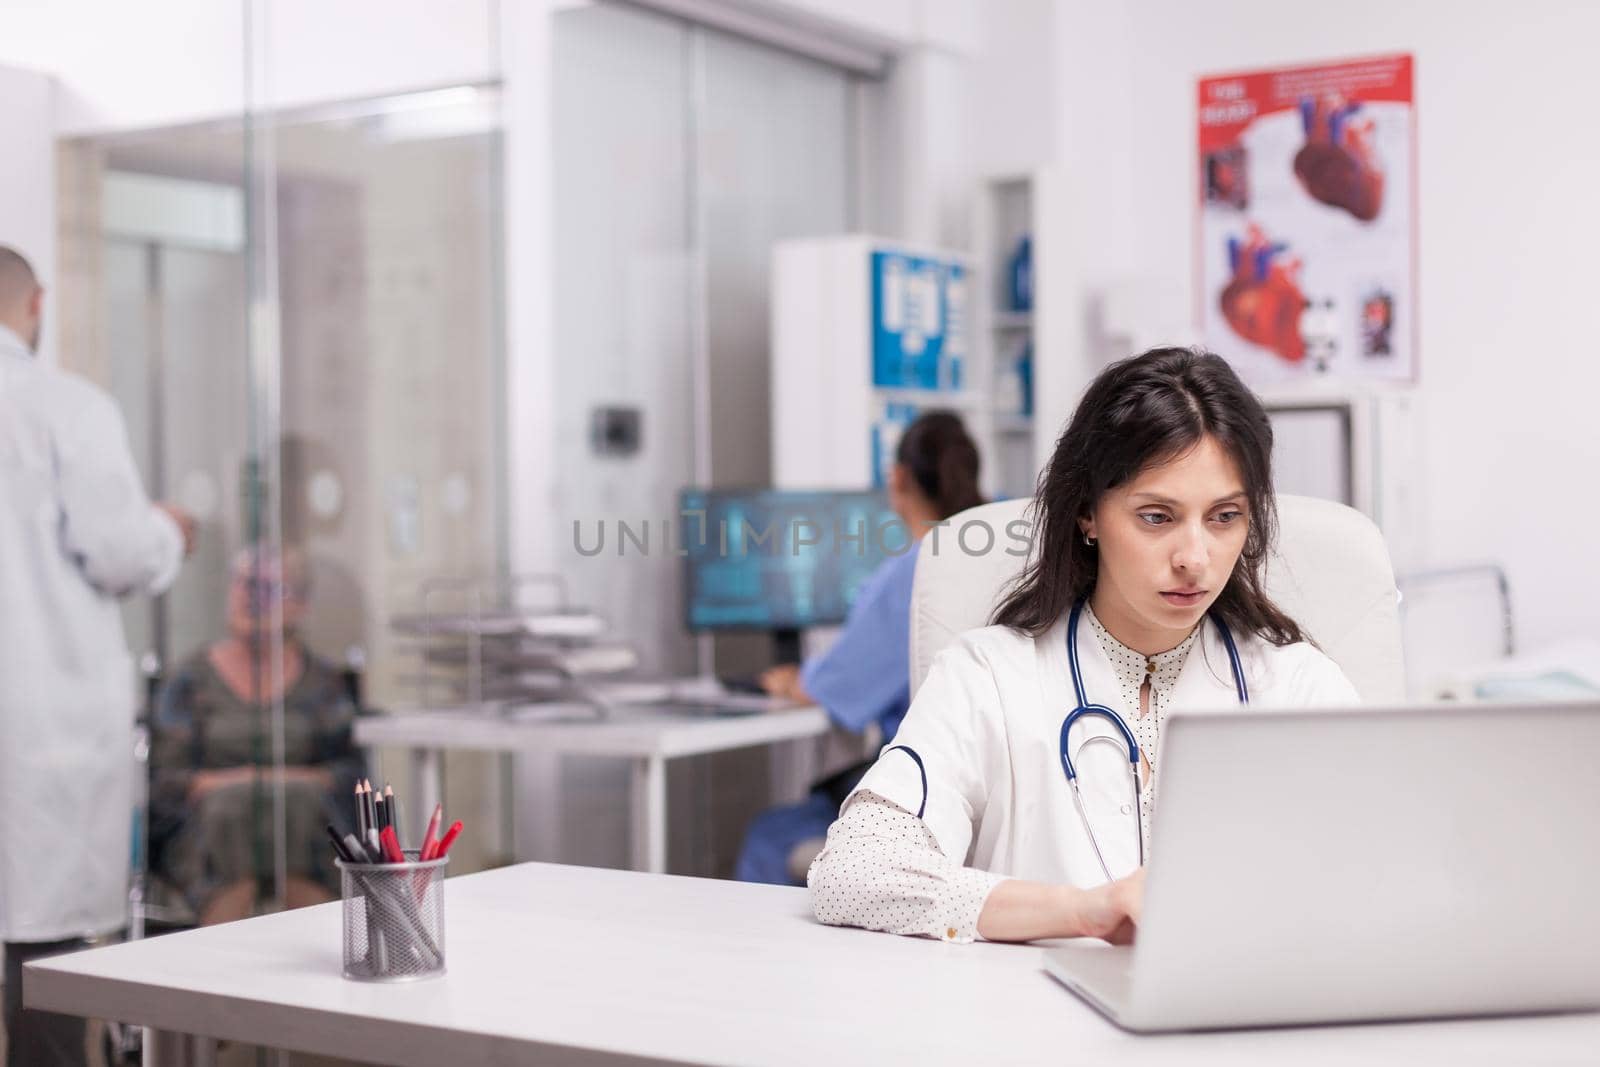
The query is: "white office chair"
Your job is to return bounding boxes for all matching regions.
[910,493,1405,701]
[783,494,1403,881]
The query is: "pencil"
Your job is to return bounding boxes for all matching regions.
[384,783,401,849]
[420,803,443,861]
[362,780,381,858]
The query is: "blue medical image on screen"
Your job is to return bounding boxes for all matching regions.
[680,488,906,631]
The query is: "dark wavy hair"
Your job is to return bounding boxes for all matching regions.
[991,346,1303,646]
[896,410,985,520]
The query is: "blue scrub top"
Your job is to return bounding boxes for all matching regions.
[798,539,920,741]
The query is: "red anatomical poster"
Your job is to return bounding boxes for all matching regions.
[1198,54,1415,383]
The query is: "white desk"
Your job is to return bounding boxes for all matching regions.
[27,862,1600,1066]
[354,704,831,873]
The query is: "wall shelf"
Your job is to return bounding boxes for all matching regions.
[975,174,1048,498]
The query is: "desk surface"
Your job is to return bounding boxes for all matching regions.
[27,863,1600,1066]
[354,703,831,759]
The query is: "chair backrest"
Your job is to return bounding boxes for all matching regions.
[909,494,1405,702]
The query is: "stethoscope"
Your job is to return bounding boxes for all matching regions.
[1060,598,1249,883]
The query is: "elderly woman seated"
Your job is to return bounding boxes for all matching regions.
[148,547,365,925]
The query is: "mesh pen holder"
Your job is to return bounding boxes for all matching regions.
[337,850,448,982]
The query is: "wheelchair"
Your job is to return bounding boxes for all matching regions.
[100,650,367,1066]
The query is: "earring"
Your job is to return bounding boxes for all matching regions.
[1082,533,1097,548]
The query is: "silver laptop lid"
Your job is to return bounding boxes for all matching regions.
[1124,702,1600,1029]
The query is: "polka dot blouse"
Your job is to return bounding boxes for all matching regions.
[809,790,1004,943]
[1082,602,1198,860]
[808,604,1199,943]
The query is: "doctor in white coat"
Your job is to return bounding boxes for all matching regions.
[810,347,1358,945]
[0,246,194,1067]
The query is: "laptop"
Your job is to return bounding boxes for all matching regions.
[1043,701,1600,1032]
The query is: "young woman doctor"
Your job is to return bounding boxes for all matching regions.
[808,347,1359,945]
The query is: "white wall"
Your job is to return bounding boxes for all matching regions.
[863,0,1057,248]
[1049,0,1600,651]
[0,0,496,134]
[0,0,240,132]
[969,0,1057,179]
[0,63,58,364]
[727,0,1057,251]
[885,47,978,246]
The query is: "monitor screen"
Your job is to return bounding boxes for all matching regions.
[679,488,908,632]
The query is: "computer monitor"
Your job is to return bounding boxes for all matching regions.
[679,488,906,652]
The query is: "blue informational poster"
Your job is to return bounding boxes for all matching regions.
[871,250,969,391]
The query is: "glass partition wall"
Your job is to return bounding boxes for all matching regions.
[57,82,508,945]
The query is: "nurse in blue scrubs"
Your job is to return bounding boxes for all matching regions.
[734,412,985,884]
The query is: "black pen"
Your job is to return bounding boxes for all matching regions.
[326,824,355,863]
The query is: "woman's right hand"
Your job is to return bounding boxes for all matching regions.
[1070,867,1145,944]
[758,664,812,703]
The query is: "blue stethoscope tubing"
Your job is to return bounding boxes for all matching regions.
[1060,598,1248,882]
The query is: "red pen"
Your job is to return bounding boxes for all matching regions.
[435,820,464,859]
[379,825,404,864]
[420,803,443,861]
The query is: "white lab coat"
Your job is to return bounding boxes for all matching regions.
[0,327,182,942]
[848,614,1359,887]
